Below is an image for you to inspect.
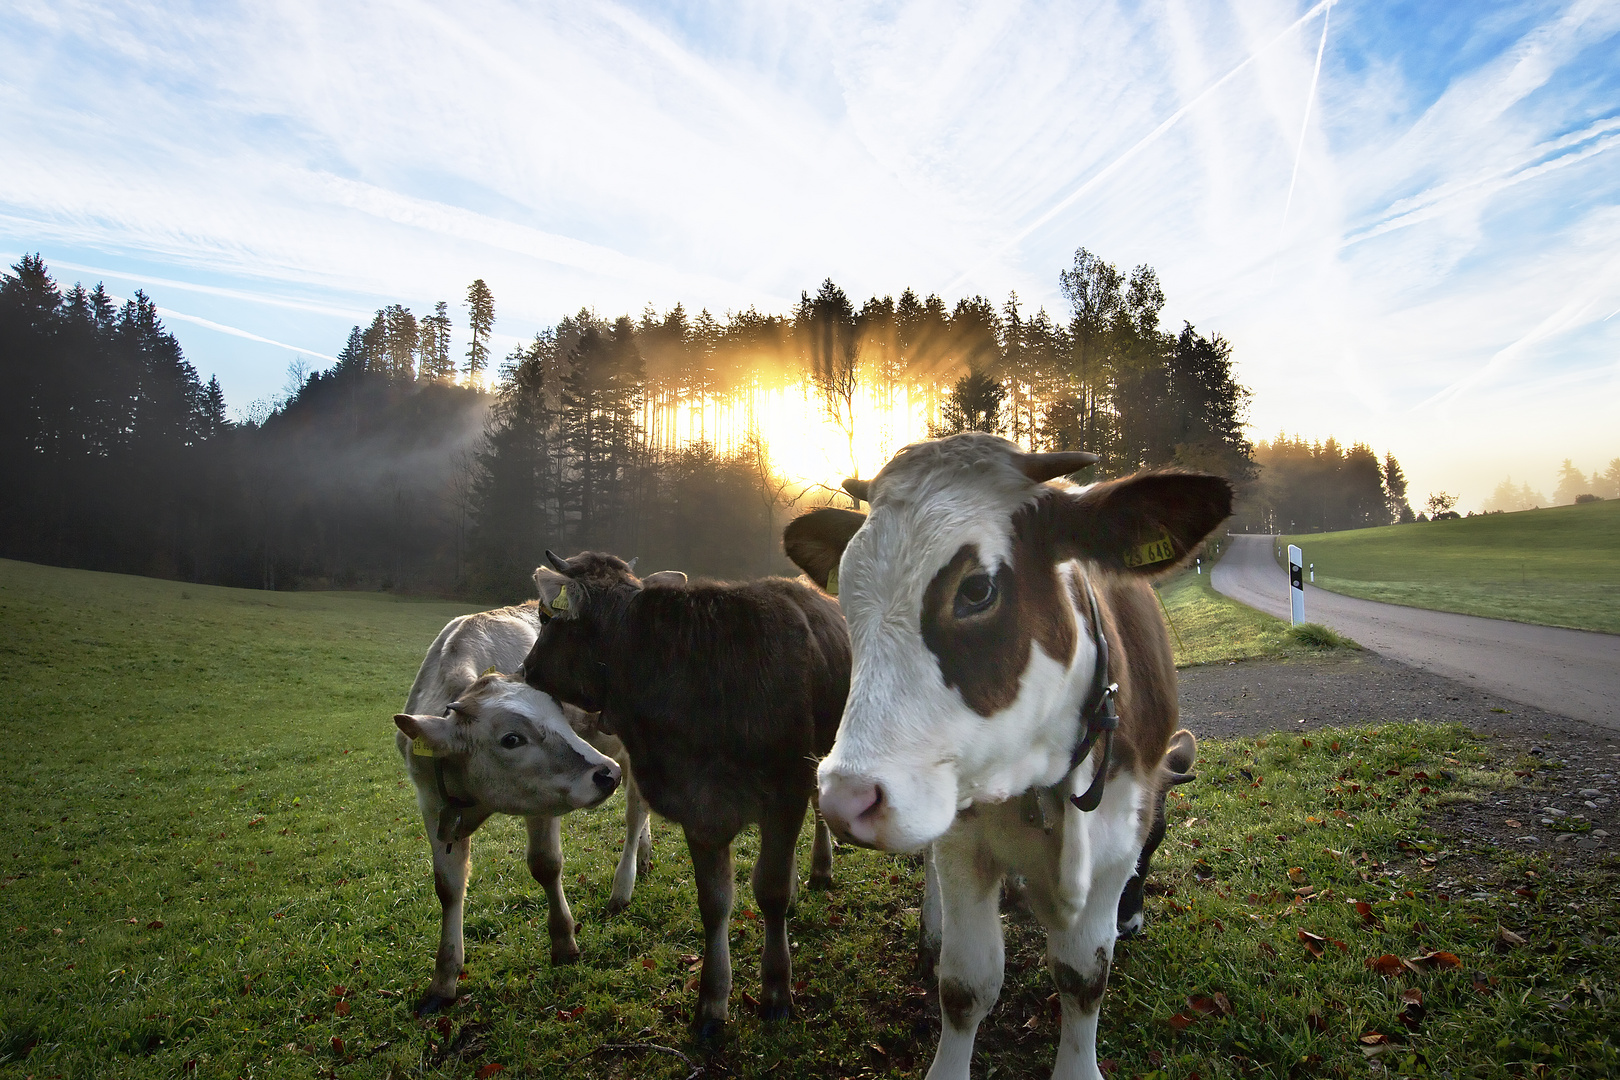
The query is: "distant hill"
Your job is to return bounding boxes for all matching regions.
[1282,500,1620,634]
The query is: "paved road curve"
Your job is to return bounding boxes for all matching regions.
[1211,534,1620,732]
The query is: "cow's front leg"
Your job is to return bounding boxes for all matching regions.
[609,764,651,913]
[808,805,834,890]
[685,830,735,1037]
[524,814,579,964]
[417,801,489,1015]
[926,831,1005,1080]
[1047,858,1136,1080]
[754,798,807,1019]
[918,842,943,980]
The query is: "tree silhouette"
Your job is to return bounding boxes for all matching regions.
[800,279,861,477]
[464,279,495,381]
[933,368,1007,437]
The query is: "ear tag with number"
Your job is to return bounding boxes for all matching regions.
[825,565,839,597]
[411,736,435,758]
[550,583,570,612]
[1123,528,1176,569]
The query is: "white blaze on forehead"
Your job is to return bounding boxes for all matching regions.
[823,435,1096,848]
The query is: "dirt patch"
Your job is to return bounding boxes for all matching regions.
[1177,652,1620,873]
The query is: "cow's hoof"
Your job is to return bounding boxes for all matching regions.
[807,873,833,891]
[695,1018,726,1041]
[551,943,581,965]
[759,1003,793,1021]
[414,992,456,1017]
[606,896,631,915]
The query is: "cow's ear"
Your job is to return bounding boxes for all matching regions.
[643,570,687,587]
[784,507,867,592]
[395,713,457,758]
[1053,471,1232,576]
[533,566,570,616]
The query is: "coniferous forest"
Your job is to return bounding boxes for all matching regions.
[1,251,1420,600]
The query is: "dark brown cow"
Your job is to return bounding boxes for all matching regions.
[521,552,847,1036]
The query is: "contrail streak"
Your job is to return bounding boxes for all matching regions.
[155,309,338,362]
[1279,0,1334,238]
[945,0,1337,293]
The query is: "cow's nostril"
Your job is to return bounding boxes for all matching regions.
[592,767,618,792]
[865,783,885,819]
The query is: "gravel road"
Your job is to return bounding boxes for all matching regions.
[1210,533,1620,732]
[1177,652,1620,868]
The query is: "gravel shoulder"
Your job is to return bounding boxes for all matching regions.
[1178,651,1620,872]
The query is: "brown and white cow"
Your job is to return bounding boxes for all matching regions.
[393,602,649,1015]
[784,433,1230,1080]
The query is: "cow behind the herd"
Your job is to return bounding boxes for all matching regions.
[392,602,652,1015]
[786,433,1230,1080]
[521,552,846,1035]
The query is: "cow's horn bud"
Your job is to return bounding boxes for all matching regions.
[1018,451,1099,483]
[842,478,870,503]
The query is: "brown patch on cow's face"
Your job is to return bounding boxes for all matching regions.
[1051,947,1110,1013]
[919,500,1078,717]
[938,977,979,1031]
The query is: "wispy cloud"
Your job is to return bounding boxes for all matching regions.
[1,0,1616,504]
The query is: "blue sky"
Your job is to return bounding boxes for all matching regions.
[2,0,1616,506]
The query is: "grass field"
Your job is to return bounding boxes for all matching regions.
[1282,499,1620,635]
[2,558,1615,1079]
[1157,570,1356,667]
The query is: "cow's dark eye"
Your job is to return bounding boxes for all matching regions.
[954,573,998,617]
[500,732,527,750]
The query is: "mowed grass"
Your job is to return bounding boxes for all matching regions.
[1158,569,1356,668]
[1283,499,1620,634]
[2,558,1616,1079]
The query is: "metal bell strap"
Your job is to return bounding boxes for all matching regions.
[1069,576,1120,813]
[434,757,479,854]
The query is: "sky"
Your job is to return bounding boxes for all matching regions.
[2,0,1617,508]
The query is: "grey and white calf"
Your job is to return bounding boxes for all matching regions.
[785,433,1230,1080]
[393,602,650,1016]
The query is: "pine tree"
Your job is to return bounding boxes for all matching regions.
[361,312,387,374]
[379,304,417,382]
[800,279,860,476]
[464,279,495,381]
[199,375,229,439]
[932,369,1007,437]
[1553,459,1590,505]
[418,301,455,380]
[334,326,367,375]
[1382,453,1414,523]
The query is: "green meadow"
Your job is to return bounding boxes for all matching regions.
[1,558,1614,1078]
[1283,499,1620,634]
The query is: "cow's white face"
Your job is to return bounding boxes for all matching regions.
[395,675,620,817]
[786,434,1231,853]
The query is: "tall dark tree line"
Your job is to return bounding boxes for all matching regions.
[1239,435,1414,533]
[9,247,1406,597]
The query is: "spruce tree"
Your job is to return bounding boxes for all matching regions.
[465,279,495,381]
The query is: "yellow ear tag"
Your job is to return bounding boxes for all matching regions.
[1123,528,1175,569]
[825,564,839,597]
[480,665,500,677]
[411,736,435,758]
[550,583,570,612]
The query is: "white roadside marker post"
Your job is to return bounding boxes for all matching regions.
[1289,544,1305,625]
[1310,562,1315,583]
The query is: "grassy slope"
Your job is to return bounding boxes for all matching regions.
[2,559,1614,1079]
[1158,569,1353,668]
[1282,499,1620,634]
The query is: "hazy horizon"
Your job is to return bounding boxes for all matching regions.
[3,0,1616,508]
